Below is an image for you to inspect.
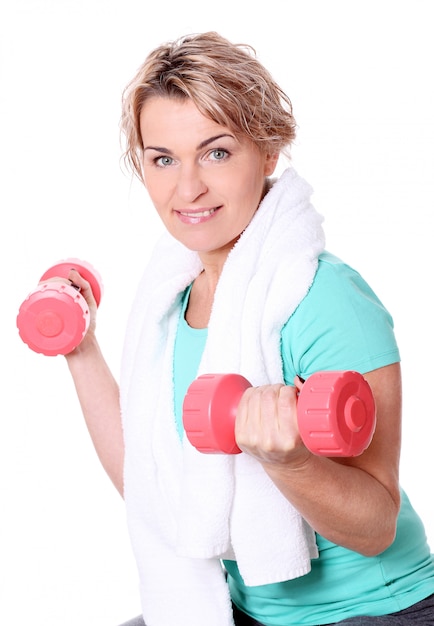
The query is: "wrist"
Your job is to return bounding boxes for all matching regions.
[64,332,100,361]
[261,447,315,478]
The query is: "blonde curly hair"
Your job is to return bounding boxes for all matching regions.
[121,31,297,181]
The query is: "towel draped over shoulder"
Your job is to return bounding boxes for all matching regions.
[121,168,326,626]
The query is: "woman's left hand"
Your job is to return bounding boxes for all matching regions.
[234,380,311,468]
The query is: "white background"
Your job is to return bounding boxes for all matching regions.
[1,1,433,624]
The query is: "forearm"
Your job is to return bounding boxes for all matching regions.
[263,453,400,556]
[236,365,402,556]
[65,336,124,497]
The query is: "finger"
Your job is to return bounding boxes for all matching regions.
[237,385,287,450]
[276,385,299,438]
[68,269,97,306]
[294,375,304,392]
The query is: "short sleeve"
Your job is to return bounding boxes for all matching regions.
[281,252,400,385]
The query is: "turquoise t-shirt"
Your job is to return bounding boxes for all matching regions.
[173,252,434,625]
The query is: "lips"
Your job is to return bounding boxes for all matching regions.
[176,206,221,224]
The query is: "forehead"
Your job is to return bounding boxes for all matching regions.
[139,97,232,142]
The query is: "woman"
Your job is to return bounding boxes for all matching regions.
[64,32,434,625]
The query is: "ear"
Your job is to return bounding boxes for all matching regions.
[264,152,279,176]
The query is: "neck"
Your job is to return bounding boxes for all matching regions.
[185,270,216,329]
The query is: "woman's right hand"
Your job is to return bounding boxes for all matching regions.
[67,268,98,342]
[37,267,99,356]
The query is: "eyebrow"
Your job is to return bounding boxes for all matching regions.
[143,133,235,154]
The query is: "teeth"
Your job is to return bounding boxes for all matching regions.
[180,208,216,218]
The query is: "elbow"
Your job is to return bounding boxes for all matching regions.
[359,498,400,557]
[360,524,397,557]
[360,483,401,557]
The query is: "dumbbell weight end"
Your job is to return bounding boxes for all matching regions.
[296,370,376,457]
[182,373,251,454]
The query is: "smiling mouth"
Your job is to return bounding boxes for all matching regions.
[178,207,219,218]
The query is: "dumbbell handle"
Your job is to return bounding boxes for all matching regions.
[182,371,376,457]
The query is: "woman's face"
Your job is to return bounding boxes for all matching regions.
[139,97,278,262]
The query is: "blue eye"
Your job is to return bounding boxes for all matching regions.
[156,155,173,167]
[210,149,228,160]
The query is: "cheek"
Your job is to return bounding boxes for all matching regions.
[234,177,265,215]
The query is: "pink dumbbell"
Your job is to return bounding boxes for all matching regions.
[182,371,376,457]
[17,258,103,356]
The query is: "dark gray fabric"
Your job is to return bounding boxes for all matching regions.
[332,593,434,624]
[232,593,434,625]
[118,617,145,626]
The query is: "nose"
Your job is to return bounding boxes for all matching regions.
[176,164,207,203]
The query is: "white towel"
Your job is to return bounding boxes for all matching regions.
[121,168,325,625]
